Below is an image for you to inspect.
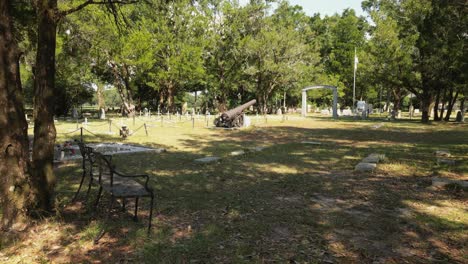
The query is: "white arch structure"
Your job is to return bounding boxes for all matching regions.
[301,85,338,119]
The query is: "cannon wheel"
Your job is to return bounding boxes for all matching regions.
[232,115,244,127]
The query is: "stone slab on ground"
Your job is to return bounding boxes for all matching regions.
[368,153,386,161]
[194,156,221,164]
[437,158,456,165]
[301,141,322,145]
[355,162,377,172]
[249,146,265,152]
[154,148,167,153]
[230,150,245,156]
[362,156,380,163]
[371,123,385,129]
[432,177,468,188]
[435,150,451,157]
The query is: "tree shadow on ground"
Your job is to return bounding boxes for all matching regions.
[3,120,466,263]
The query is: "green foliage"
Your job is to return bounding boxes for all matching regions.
[17,0,464,118]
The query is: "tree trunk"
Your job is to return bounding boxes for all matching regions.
[439,88,449,121]
[0,1,32,229]
[97,84,105,109]
[460,98,466,122]
[386,87,391,113]
[31,0,59,213]
[444,91,458,121]
[433,87,441,121]
[166,81,175,112]
[111,63,135,117]
[392,87,403,119]
[420,75,434,123]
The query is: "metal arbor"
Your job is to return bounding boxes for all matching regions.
[301,85,338,119]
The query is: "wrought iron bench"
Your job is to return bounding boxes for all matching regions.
[93,151,155,243]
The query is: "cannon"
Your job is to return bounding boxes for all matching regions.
[214,99,256,128]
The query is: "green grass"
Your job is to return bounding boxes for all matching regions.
[3,114,467,263]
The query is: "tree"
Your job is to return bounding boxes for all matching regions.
[204,0,249,112]
[1,0,139,229]
[243,0,314,113]
[363,0,467,123]
[0,0,31,228]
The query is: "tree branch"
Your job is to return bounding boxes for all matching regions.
[59,0,138,18]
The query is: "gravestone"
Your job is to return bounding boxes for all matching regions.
[434,150,450,157]
[72,107,78,119]
[355,162,377,172]
[455,111,463,122]
[194,156,221,164]
[230,150,245,156]
[302,141,322,145]
[437,158,455,165]
[362,156,380,163]
[342,109,352,116]
[432,177,468,188]
[100,108,106,119]
[248,146,265,152]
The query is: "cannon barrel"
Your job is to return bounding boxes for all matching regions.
[215,99,256,128]
[221,99,256,121]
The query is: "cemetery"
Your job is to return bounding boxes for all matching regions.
[1,111,466,263]
[1,0,467,263]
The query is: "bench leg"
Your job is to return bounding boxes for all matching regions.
[148,195,154,234]
[72,168,87,202]
[85,168,94,201]
[94,186,103,208]
[133,197,139,221]
[94,196,115,244]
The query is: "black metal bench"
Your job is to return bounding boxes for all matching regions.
[73,142,154,242]
[93,151,154,242]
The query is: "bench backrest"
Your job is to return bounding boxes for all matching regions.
[95,152,116,187]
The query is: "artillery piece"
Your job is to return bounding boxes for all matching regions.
[214,99,256,128]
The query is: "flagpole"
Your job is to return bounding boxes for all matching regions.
[353,47,357,114]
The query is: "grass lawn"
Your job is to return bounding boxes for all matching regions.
[1,114,467,263]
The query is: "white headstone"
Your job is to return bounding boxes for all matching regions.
[72,107,78,119]
[100,108,106,119]
[243,115,251,127]
[194,156,221,163]
[355,162,377,172]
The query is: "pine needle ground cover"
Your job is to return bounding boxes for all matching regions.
[1,116,467,263]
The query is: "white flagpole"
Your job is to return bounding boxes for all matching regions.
[353,47,358,113]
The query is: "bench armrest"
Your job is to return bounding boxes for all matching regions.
[113,170,151,190]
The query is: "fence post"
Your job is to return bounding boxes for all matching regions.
[80,127,83,142]
[144,123,148,136]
